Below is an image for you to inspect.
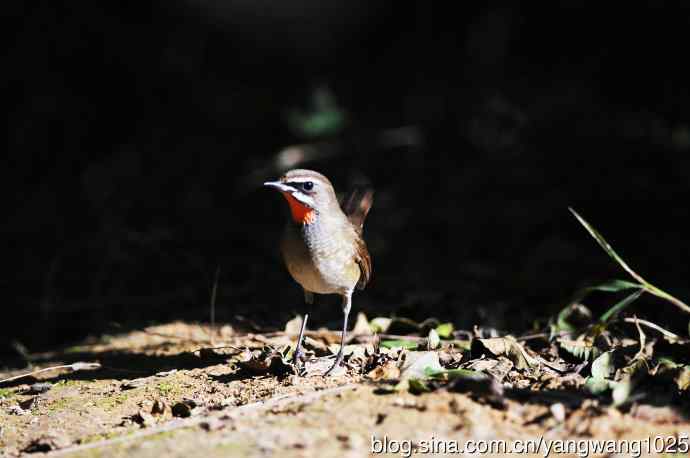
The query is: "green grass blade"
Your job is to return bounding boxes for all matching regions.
[599,290,644,323]
[569,208,646,285]
[571,208,690,315]
[584,279,642,293]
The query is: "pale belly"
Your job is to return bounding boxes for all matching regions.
[281,225,360,295]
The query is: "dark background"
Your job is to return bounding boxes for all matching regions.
[3,1,690,362]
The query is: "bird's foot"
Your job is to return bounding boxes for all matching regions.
[291,314,309,375]
[323,350,345,377]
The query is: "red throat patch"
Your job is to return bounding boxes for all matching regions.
[282,193,316,224]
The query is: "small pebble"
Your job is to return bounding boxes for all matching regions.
[28,383,52,394]
[8,405,28,416]
[550,402,566,422]
[121,378,149,390]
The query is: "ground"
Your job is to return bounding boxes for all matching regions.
[1,322,689,457]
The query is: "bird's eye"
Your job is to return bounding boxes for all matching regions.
[303,181,314,191]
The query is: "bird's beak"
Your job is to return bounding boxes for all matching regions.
[263,181,295,194]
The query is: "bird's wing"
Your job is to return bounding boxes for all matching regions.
[341,188,374,233]
[355,236,372,290]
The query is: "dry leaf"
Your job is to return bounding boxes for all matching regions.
[366,360,401,382]
[472,336,538,370]
[352,312,373,335]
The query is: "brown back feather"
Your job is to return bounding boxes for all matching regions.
[354,237,372,289]
[341,187,374,289]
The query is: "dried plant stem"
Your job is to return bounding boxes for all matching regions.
[0,362,101,385]
[622,317,687,342]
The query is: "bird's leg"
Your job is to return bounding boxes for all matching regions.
[293,290,314,369]
[325,293,351,376]
[292,313,309,366]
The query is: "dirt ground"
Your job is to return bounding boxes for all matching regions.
[1,322,689,457]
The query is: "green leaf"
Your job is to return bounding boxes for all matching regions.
[408,378,432,394]
[435,323,454,339]
[599,289,644,323]
[657,357,681,370]
[426,367,488,382]
[591,351,615,379]
[612,377,633,406]
[585,279,642,293]
[557,335,602,361]
[571,208,690,315]
[395,351,443,392]
[286,87,347,138]
[370,317,392,333]
[554,303,592,334]
[452,340,472,351]
[584,280,643,296]
[584,376,612,395]
[381,340,419,350]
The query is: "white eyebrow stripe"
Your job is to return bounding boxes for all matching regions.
[291,192,316,207]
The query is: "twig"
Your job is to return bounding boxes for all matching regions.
[0,362,101,385]
[621,317,687,342]
[140,329,209,344]
[516,329,580,342]
[631,316,647,361]
[515,332,549,342]
[45,383,359,457]
[191,345,245,354]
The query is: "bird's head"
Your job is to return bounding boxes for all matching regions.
[264,169,340,224]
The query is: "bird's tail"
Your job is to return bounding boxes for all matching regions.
[341,187,374,232]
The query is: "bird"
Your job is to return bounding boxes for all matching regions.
[264,169,373,375]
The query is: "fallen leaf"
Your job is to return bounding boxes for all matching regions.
[301,357,346,377]
[612,377,633,406]
[591,351,615,379]
[675,367,690,391]
[380,340,419,350]
[395,351,443,391]
[471,336,538,370]
[427,329,441,350]
[352,312,373,335]
[284,315,305,335]
[237,347,293,375]
[435,323,454,339]
[584,376,611,395]
[370,317,392,333]
[366,360,401,382]
[302,336,330,356]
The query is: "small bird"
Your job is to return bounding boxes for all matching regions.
[264,169,373,375]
